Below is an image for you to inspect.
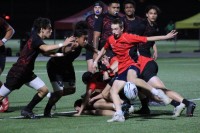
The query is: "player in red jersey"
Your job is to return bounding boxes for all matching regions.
[74,71,116,116]
[93,18,177,122]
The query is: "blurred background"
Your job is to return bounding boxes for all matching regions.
[1,0,199,39]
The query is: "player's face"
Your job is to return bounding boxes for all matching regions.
[101,55,110,66]
[108,3,120,16]
[111,24,123,39]
[94,6,103,15]
[76,35,88,47]
[146,9,158,22]
[124,3,135,16]
[42,24,52,39]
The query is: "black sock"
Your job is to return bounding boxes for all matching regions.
[45,92,62,112]
[182,99,190,107]
[141,97,149,108]
[170,100,180,107]
[25,93,43,111]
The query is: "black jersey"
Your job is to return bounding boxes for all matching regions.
[94,13,121,50]
[138,19,159,57]
[7,32,44,78]
[48,46,82,67]
[86,14,98,44]
[123,16,146,35]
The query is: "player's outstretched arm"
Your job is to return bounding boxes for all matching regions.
[39,36,75,52]
[147,30,178,41]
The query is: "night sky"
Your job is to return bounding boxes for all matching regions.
[1,0,199,38]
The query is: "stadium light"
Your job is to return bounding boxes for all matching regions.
[5,15,10,20]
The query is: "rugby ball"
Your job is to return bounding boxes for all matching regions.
[124,82,138,100]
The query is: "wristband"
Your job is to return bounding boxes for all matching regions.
[2,38,7,44]
[93,61,97,64]
[58,43,64,48]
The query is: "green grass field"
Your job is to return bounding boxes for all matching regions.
[0,58,200,133]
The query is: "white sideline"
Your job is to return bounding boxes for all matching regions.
[190,98,200,101]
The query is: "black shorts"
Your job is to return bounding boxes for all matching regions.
[140,60,158,82]
[47,61,75,83]
[0,45,6,72]
[85,49,93,60]
[5,73,37,91]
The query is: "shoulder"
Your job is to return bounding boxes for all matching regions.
[86,14,94,20]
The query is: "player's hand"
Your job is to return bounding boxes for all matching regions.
[63,36,75,46]
[89,97,95,104]
[152,52,158,60]
[166,30,178,39]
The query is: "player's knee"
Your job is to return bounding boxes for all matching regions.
[38,86,49,97]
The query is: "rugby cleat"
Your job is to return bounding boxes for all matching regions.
[186,101,196,117]
[121,102,131,118]
[107,112,125,122]
[21,109,37,119]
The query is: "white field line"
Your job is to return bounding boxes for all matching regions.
[190,98,200,101]
[0,111,77,119]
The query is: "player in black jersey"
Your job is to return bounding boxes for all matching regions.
[43,21,97,117]
[93,0,121,62]
[86,1,104,73]
[0,17,75,119]
[122,0,146,62]
[0,17,15,112]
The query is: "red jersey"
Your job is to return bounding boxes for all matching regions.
[88,82,106,91]
[138,55,153,73]
[87,72,107,92]
[104,33,147,74]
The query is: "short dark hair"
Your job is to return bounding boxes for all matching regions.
[112,18,124,29]
[123,0,136,9]
[32,17,51,33]
[82,71,93,84]
[74,99,82,108]
[108,0,120,6]
[73,21,88,37]
[145,5,161,15]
